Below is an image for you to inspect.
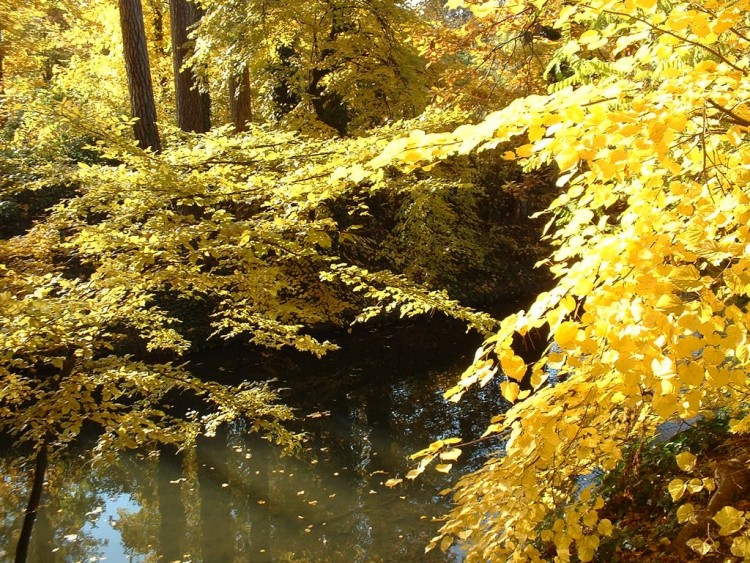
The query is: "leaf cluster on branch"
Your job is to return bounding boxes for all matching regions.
[364,0,750,560]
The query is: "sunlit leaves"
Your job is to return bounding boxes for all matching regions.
[687,537,715,555]
[190,0,430,133]
[732,535,750,558]
[714,506,747,536]
[498,349,525,381]
[675,451,697,472]
[0,102,504,462]
[367,0,750,559]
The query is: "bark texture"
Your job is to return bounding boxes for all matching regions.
[229,68,252,133]
[119,0,162,152]
[170,0,210,133]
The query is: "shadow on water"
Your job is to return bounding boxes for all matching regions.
[0,317,512,562]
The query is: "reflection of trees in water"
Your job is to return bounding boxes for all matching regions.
[0,319,500,562]
[0,453,108,562]
[197,430,236,561]
[103,451,160,561]
[157,444,186,561]
[225,426,271,562]
[0,458,29,559]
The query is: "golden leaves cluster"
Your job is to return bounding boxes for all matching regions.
[371,0,750,560]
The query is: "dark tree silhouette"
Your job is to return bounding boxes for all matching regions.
[118,0,162,152]
[169,0,211,133]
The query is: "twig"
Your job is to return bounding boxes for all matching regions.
[707,98,750,127]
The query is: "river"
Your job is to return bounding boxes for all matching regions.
[0,318,508,562]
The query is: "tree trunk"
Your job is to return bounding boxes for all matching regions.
[119,0,162,152]
[197,431,235,560]
[305,9,350,135]
[158,444,186,561]
[0,27,4,95]
[15,443,49,563]
[229,68,252,133]
[169,0,210,133]
[0,26,6,127]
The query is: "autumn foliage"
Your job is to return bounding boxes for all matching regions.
[3,0,750,560]
[368,0,750,560]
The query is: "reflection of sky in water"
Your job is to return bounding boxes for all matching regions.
[80,493,144,562]
[5,319,514,561]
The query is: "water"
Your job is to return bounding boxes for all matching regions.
[1,318,507,562]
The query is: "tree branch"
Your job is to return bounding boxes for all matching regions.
[707,98,750,127]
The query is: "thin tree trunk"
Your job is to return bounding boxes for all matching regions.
[0,27,5,96]
[229,68,252,133]
[169,0,210,133]
[119,0,162,152]
[197,431,235,560]
[15,443,49,563]
[158,444,186,561]
[0,26,6,128]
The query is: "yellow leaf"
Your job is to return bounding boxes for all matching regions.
[578,546,594,562]
[652,392,677,419]
[384,478,403,487]
[499,349,526,381]
[597,519,613,536]
[678,362,704,387]
[668,265,702,291]
[440,448,462,462]
[578,30,600,46]
[582,510,598,527]
[668,478,686,501]
[555,321,579,350]
[652,356,676,378]
[515,144,534,158]
[500,381,520,403]
[406,468,423,480]
[675,451,697,472]
[667,113,688,132]
[731,536,750,558]
[555,147,579,172]
[677,503,696,524]
[435,463,453,474]
[655,293,682,313]
[528,125,545,142]
[686,478,704,494]
[402,149,424,164]
[686,538,713,555]
[713,506,746,536]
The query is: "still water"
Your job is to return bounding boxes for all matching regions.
[1,319,508,562]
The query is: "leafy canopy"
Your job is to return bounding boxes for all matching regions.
[367,0,750,560]
[0,0,494,458]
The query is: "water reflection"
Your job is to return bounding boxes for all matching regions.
[1,319,507,561]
